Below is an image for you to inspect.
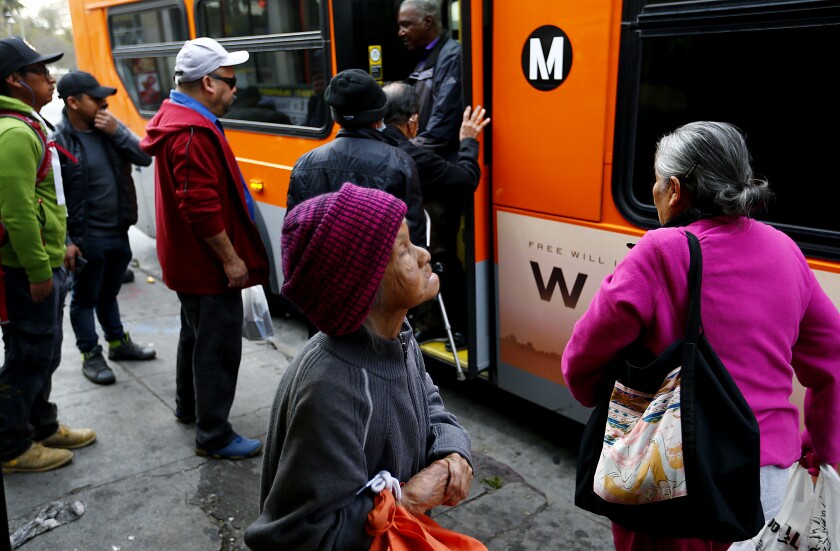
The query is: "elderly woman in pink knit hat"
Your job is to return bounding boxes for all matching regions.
[245,182,475,550]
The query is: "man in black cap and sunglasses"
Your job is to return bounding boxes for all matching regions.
[54,71,155,386]
[0,37,97,474]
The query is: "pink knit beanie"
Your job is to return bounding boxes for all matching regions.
[281,183,408,337]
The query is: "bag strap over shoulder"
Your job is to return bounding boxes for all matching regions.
[684,231,703,346]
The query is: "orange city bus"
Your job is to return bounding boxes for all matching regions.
[67,0,840,423]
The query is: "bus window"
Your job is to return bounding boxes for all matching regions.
[192,0,331,133]
[115,56,175,112]
[614,0,840,261]
[225,49,328,128]
[109,6,186,46]
[196,0,321,37]
[108,2,188,114]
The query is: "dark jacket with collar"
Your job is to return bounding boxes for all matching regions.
[54,110,151,250]
[382,126,480,254]
[381,125,480,199]
[287,126,426,246]
[408,33,463,161]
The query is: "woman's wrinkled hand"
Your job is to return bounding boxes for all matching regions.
[441,453,473,506]
[800,430,821,478]
[399,454,473,515]
[399,460,450,516]
[459,105,490,141]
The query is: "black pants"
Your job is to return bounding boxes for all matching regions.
[69,235,133,352]
[0,267,66,461]
[175,291,243,451]
[422,199,467,335]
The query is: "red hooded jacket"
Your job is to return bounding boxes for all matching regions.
[141,100,269,294]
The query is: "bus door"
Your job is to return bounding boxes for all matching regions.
[490,0,626,422]
[331,0,490,380]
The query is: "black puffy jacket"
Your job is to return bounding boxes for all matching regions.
[286,126,426,246]
[54,111,150,249]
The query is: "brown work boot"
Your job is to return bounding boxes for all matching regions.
[40,424,97,450]
[1,443,74,473]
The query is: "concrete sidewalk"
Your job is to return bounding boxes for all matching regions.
[4,228,613,550]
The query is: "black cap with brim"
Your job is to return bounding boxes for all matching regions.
[0,36,63,79]
[57,71,118,99]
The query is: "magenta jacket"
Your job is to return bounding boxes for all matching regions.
[561,216,840,468]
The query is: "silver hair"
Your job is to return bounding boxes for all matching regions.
[654,121,772,217]
[401,0,442,31]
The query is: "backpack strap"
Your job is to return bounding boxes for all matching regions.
[0,110,50,184]
[0,110,79,185]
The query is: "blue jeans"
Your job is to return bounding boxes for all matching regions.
[176,291,243,451]
[0,266,67,460]
[69,235,132,352]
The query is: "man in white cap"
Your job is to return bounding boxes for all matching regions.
[140,37,270,460]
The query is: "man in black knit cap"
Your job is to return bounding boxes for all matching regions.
[286,69,424,248]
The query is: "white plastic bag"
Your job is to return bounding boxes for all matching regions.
[752,464,840,550]
[242,285,274,341]
[805,464,840,550]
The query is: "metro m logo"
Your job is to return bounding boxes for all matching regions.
[530,36,564,80]
[521,25,573,91]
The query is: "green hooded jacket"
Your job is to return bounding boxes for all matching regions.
[0,95,67,283]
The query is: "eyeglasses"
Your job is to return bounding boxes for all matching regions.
[20,64,50,78]
[207,73,237,89]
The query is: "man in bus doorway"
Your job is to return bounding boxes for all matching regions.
[54,71,156,386]
[398,0,464,162]
[0,37,97,474]
[382,82,489,348]
[140,37,270,461]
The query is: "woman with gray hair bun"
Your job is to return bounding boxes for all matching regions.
[653,120,772,221]
[562,121,840,550]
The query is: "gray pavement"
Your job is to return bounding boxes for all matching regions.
[4,227,614,550]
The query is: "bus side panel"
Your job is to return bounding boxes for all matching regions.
[494,208,636,418]
[491,0,615,221]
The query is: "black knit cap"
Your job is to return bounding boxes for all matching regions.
[324,69,386,125]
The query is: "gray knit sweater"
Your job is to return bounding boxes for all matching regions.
[244,322,472,550]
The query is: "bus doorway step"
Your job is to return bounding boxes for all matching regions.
[419,340,469,375]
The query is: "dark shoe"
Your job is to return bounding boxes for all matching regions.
[82,346,116,385]
[108,332,156,361]
[1,443,73,474]
[174,408,196,424]
[40,424,97,450]
[195,434,262,460]
[444,332,467,352]
[123,268,135,283]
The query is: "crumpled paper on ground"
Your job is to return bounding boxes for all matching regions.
[9,500,85,549]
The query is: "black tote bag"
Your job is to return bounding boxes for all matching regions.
[574,231,764,542]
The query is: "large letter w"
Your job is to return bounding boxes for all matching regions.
[530,261,587,308]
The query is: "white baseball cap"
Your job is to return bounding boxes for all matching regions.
[174,37,249,83]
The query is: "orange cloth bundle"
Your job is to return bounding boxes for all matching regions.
[367,489,487,551]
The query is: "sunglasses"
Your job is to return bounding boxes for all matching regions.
[207,73,237,89]
[20,64,50,78]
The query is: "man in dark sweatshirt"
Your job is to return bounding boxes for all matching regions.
[382,81,489,347]
[55,71,156,386]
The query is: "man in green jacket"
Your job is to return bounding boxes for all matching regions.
[0,36,96,474]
